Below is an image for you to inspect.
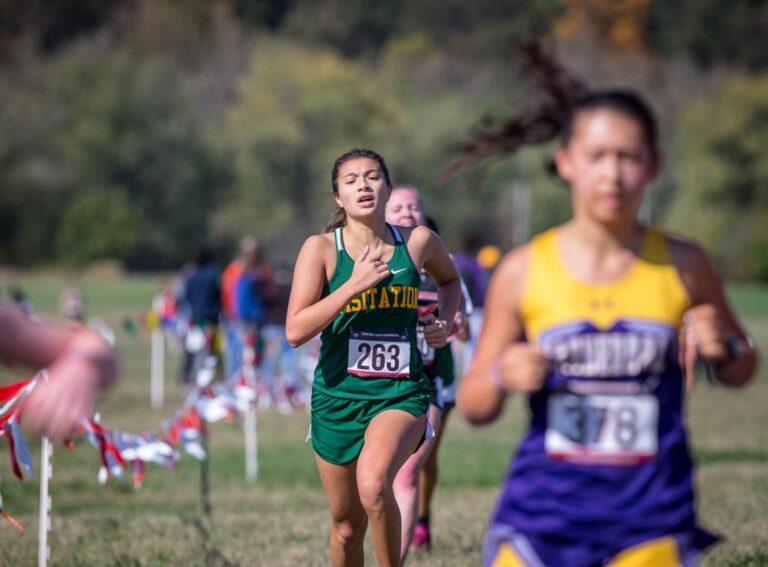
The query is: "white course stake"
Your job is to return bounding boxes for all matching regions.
[243,343,259,481]
[244,405,258,481]
[38,436,53,567]
[151,328,165,409]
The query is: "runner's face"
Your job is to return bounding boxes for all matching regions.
[335,157,390,220]
[385,188,424,227]
[556,109,658,225]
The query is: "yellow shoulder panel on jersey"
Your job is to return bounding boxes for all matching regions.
[521,228,690,342]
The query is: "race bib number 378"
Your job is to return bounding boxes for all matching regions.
[545,391,659,465]
[347,331,411,378]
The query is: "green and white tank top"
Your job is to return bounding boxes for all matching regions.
[313,224,429,400]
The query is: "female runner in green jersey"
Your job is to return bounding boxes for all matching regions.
[286,148,461,567]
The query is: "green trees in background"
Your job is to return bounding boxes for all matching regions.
[0,69,61,264]
[666,75,768,281]
[281,0,560,57]
[214,39,405,259]
[0,46,229,269]
[0,0,766,280]
[49,50,230,269]
[646,0,768,70]
[56,190,142,264]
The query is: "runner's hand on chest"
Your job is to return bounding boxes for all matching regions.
[347,245,392,294]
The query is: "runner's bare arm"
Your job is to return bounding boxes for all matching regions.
[671,237,757,387]
[457,247,529,424]
[408,225,461,347]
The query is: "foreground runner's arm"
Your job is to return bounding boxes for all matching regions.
[0,304,116,442]
[457,246,550,425]
[671,238,757,387]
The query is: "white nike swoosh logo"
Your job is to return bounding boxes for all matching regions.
[390,268,407,275]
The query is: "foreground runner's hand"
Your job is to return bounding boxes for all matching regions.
[23,333,116,443]
[677,323,699,392]
[682,304,730,364]
[450,310,470,341]
[495,343,551,393]
[348,245,391,294]
[420,313,451,348]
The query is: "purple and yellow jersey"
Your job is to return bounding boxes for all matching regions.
[491,227,717,565]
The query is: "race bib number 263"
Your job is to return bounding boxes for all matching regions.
[347,331,411,378]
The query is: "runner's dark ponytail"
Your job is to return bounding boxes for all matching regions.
[445,40,658,176]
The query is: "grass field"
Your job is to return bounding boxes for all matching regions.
[0,275,766,566]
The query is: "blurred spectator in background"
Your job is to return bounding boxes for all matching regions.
[8,284,32,315]
[235,239,276,370]
[452,237,495,378]
[182,248,221,328]
[221,236,258,378]
[142,278,182,346]
[260,265,304,406]
[155,279,180,331]
[59,284,85,322]
[179,248,221,386]
[453,234,488,310]
[266,266,292,328]
[477,244,502,274]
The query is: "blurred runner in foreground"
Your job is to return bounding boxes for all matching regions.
[457,43,757,567]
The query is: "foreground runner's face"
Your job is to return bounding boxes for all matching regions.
[335,157,390,220]
[556,109,658,225]
[386,188,424,227]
